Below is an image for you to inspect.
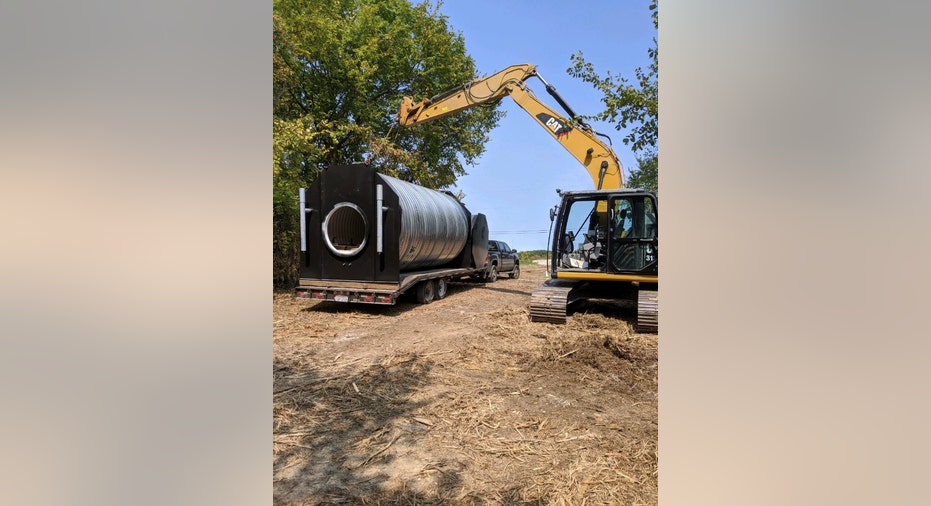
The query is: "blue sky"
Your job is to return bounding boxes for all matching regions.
[427,0,656,252]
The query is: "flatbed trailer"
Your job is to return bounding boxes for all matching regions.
[295,267,480,305]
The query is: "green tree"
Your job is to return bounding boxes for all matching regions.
[568,1,657,193]
[273,0,501,285]
[627,152,657,193]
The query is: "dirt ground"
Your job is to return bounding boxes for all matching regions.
[273,264,657,505]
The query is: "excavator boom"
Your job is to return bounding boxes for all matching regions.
[398,64,538,125]
[398,63,624,190]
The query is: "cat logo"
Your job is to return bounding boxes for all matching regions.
[536,113,572,138]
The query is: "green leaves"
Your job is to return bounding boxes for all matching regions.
[273,0,497,182]
[567,48,657,154]
[627,151,658,195]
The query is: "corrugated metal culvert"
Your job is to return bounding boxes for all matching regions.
[379,174,469,270]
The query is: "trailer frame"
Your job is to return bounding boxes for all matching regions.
[295,267,480,305]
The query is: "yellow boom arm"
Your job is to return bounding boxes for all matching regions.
[398,63,624,189]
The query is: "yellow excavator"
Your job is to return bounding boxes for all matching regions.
[398,63,658,332]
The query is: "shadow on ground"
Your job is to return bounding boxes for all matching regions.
[274,354,468,504]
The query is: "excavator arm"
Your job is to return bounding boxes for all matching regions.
[398,63,625,190]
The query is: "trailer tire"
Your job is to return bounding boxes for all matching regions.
[416,280,436,304]
[486,265,498,283]
[436,278,448,299]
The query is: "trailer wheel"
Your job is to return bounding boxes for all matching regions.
[416,280,436,304]
[436,278,448,299]
[485,264,498,283]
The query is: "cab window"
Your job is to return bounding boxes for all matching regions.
[610,196,657,271]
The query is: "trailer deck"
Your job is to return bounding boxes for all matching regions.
[296,267,478,305]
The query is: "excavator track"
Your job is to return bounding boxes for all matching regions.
[531,279,659,332]
[636,289,659,333]
[529,281,574,323]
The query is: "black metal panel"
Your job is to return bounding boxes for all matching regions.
[317,165,376,281]
[465,213,489,269]
[298,164,402,282]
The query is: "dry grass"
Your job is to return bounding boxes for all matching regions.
[273,266,657,505]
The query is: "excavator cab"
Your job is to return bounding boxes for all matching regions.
[553,190,657,277]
